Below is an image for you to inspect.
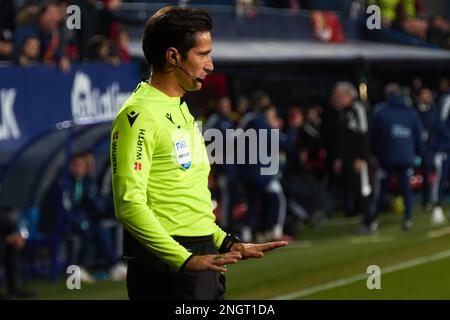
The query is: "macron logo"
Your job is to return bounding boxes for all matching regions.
[127,111,139,127]
[165,112,174,125]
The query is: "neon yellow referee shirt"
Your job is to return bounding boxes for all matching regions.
[110,81,227,271]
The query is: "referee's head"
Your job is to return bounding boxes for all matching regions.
[142,6,214,92]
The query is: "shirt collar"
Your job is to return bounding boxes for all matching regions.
[141,81,185,106]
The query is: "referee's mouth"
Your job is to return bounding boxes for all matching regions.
[197,75,208,84]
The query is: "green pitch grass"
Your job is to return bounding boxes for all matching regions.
[12,206,450,300]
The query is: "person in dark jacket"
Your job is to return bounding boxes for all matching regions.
[430,89,450,225]
[204,96,238,232]
[372,83,424,230]
[282,106,326,229]
[0,207,35,299]
[238,103,290,243]
[322,99,343,219]
[71,0,143,61]
[414,87,438,210]
[62,153,99,283]
[331,82,374,232]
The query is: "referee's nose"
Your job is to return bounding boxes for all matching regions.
[204,56,214,75]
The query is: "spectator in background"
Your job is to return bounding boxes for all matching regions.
[238,91,271,130]
[95,0,146,62]
[116,28,131,63]
[238,102,288,243]
[57,0,79,62]
[331,82,374,233]
[410,76,423,105]
[266,104,284,129]
[370,84,400,213]
[395,0,428,40]
[63,153,97,283]
[299,106,325,176]
[87,35,119,64]
[0,28,14,61]
[398,15,428,40]
[428,15,450,50]
[284,106,303,146]
[322,91,344,219]
[0,0,15,32]
[282,106,326,232]
[95,0,144,47]
[367,0,426,35]
[15,2,40,28]
[205,96,238,232]
[298,106,327,200]
[436,78,450,104]
[0,207,35,299]
[73,0,142,61]
[72,0,99,60]
[414,87,437,210]
[63,153,127,282]
[371,83,423,230]
[14,0,71,71]
[232,95,250,125]
[0,0,15,61]
[281,106,308,231]
[17,36,41,66]
[430,88,450,226]
[96,0,123,41]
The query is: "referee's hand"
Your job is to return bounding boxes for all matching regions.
[185,252,242,273]
[229,241,289,260]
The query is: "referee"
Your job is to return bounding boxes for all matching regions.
[110,6,288,300]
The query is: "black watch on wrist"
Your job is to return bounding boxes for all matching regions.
[218,234,241,253]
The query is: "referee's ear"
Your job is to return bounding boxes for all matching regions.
[166,47,179,67]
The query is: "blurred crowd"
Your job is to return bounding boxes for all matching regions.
[203,77,450,242]
[0,0,141,70]
[367,0,450,49]
[2,0,450,70]
[236,0,450,50]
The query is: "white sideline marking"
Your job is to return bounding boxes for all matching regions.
[270,249,450,300]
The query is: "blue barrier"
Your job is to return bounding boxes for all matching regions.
[0,62,142,163]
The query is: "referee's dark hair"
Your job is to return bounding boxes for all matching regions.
[142,6,213,71]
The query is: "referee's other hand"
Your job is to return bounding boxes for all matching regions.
[185,251,242,273]
[230,241,289,260]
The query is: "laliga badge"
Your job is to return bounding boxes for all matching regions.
[174,139,192,170]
